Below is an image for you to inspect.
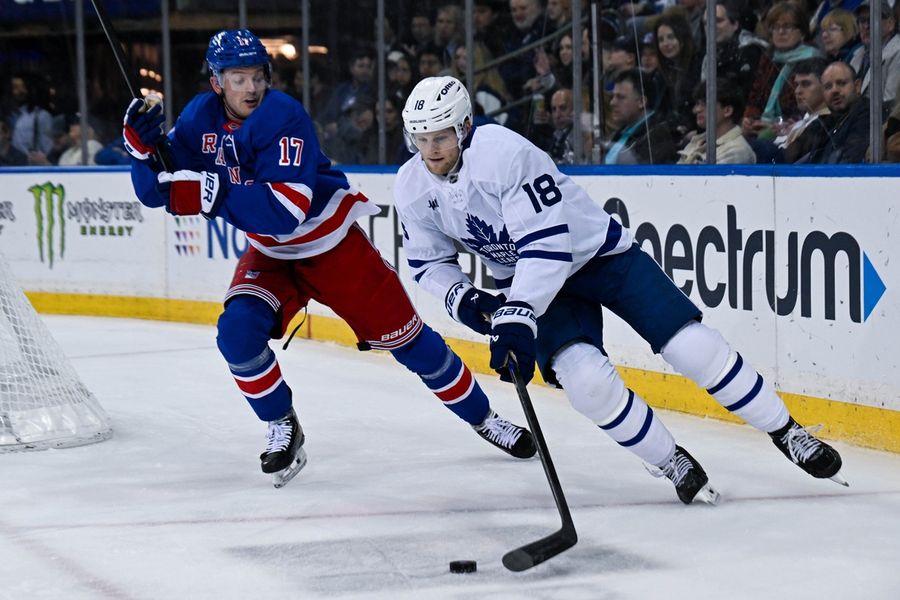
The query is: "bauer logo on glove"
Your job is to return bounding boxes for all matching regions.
[157,170,226,218]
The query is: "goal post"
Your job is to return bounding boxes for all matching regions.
[0,252,112,452]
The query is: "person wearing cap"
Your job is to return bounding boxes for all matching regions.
[849,0,899,113]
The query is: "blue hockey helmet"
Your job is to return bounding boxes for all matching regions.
[206,29,271,82]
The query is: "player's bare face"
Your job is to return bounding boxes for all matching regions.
[412,128,460,176]
[214,66,268,122]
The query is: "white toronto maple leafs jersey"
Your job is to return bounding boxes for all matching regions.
[394,124,633,316]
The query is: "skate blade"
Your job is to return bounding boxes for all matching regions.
[829,471,849,487]
[273,447,308,489]
[695,483,721,505]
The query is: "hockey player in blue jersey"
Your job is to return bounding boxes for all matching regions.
[394,75,846,504]
[122,30,536,488]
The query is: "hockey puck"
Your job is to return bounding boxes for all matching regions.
[449,560,477,573]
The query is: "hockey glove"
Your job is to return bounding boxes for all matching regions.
[489,301,537,384]
[157,170,227,218]
[123,96,165,161]
[445,282,505,335]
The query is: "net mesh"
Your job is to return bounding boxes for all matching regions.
[0,252,111,452]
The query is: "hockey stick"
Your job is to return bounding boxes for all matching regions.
[89,0,173,171]
[502,356,577,571]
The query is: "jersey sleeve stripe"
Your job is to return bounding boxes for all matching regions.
[247,191,368,247]
[594,218,623,257]
[514,224,570,250]
[269,182,312,215]
[407,254,459,269]
[519,250,573,261]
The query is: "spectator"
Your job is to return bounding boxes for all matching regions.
[543,87,589,164]
[452,44,512,125]
[95,136,131,166]
[0,119,27,166]
[25,114,69,166]
[379,95,413,165]
[56,114,103,166]
[417,43,445,78]
[501,0,548,100]
[640,32,660,74]
[404,10,434,57]
[654,11,703,140]
[743,2,822,140]
[777,57,832,160]
[678,79,757,164]
[805,61,870,162]
[679,0,708,50]
[473,0,511,58]
[6,73,54,158]
[320,47,374,137]
[700,0,768,96]
[603,35,641,137]
[849,0,899,115]
[387,51,416,100]
[819,9,861,62]
[604,68,678,164]
[323,95,378,165]
[547,0,572,31]
[434,4,465,65]
[882,81,900,161]
[810,0,866,32]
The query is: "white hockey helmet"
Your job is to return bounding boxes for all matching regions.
[402,76,473,153]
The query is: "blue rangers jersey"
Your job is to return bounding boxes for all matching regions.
[131,89,378,259]
[394,124,633,316]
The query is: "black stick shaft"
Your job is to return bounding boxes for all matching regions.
[509,360,574,528]
[89,0,140,98]
[502,358,576,571]
[89,0,173,171]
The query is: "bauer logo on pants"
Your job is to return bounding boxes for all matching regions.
[29,182,65,269]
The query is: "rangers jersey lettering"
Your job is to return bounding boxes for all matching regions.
[394,124,632,316]
[133,90,377,259]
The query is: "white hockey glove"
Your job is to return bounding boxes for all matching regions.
[157,170,226,218]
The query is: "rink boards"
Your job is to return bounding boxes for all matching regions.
[0,165,898,452]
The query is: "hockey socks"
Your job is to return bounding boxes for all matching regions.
[391,324,489,424]
[553,343,676,466]
[661,322,788,433]
[227,346,292,421]
[217,296,292,421]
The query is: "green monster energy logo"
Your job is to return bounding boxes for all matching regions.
[29,182,65,268]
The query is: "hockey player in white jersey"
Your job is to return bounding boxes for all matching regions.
[394,76,846,504]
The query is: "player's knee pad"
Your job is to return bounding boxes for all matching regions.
[660,321,734,388]
[552,343,629,423]
[390,323,449,376]
[216,295,279,365]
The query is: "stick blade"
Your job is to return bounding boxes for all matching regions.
[502,529,577,572]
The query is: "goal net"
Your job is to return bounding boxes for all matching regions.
[0,252,112,452]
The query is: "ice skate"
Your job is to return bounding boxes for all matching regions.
[260,408,307,488]
[770,419,847,486]
[649,445,720,505]
[472,410,536,459]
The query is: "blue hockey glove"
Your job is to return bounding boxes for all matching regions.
[489,301,537,384]
[445,282,505,335]
[157,170,226,218]
[123,96,165,161]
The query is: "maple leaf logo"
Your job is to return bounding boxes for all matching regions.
[460,214,518,266]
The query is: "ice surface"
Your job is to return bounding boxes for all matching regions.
[3,316,899,599]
